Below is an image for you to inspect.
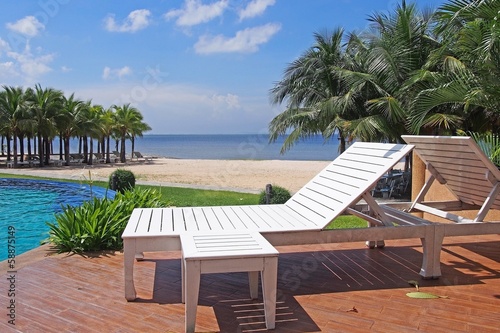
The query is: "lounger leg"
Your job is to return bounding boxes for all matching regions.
[185,260,201,333]
[365,223,385,249]
[124,239,137,301]
[248,271,259,299]
[419,225,444,279]
[261,257,278,330]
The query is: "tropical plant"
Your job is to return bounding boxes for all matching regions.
[0,86,27,166]
[269,28,354,154]
[25,84,64,166]
[112,103,149,163]
[109,169,136,193]
[258,185,291,204]
[45,188,166,253]
[409,0,500,135]
[340,1,439,142]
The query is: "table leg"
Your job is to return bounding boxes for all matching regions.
[261,257,278,329]
[124,239,137,301]
[185,260,201,333]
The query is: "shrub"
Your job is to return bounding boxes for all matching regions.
[258,185,292,204]
[109,169,135,193]
[45,188,166,253]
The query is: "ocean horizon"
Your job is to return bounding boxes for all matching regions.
[130,134,341,161]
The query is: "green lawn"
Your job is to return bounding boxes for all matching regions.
[0,173,366,228]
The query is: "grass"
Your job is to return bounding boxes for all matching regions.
[0,172,365,228]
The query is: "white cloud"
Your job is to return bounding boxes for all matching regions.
[0,38,11,56]
[102,66,132,80]
[164,0,228,27]
[104,9,151,33]
[239,0,275,21]
[3,41,54,84]
[6,16,45,37]
[194,23,281,54]
[61,65,72,73]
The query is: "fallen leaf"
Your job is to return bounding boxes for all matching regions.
[406,292,448,299]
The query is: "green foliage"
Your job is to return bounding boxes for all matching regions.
[137,185,259,206]
[45,188,165,253]
[109,169,135,193]
[258,185,291,204]
[325,215,367,229]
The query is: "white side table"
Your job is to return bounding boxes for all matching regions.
[180,231,279,333]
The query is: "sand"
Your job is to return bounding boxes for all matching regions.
[0,158,331,193]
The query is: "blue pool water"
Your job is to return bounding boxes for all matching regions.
[0,178,115,261]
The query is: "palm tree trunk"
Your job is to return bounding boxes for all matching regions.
[64,136,71,166]
[83,136,88,163]
[105,136,111,163]
[37,134,44,167]
[59,133,64,160]
[88,139,93,166]
[13,134,18,167]
[6,135,11,161]
[120,137,126,163]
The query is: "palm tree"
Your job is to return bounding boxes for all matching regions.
[26,84,63,166]
[409,0,500,135]
[112,103,144,163]
[85,103,105,166]
[0,86,27,166]
[100,108,116,163]
[269,28,354,154]
[338,1,439,142]
[58,94,85,165]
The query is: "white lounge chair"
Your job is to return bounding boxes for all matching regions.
[123,141,454,302]
[132,151,153,163]
[401,135,500,277]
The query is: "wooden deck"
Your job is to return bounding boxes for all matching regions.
[1,235,499,332]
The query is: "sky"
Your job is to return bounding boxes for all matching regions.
[0,0,445,134]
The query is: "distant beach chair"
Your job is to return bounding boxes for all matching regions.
[132,151,153,163]
[94,153,105,164]
[69,153,84,164]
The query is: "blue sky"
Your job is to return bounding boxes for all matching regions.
[0,0,444,134]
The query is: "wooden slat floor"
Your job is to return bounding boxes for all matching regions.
[1,235,499,332]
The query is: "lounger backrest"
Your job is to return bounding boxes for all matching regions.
[285,141,414,227]
[402,135,500,209]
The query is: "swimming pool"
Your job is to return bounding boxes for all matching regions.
[0,178,115,261]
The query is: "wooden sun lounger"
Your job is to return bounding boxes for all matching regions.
[401,135,500,277]
[123,141,458,302]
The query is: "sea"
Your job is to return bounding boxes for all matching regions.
[129,134,341,161]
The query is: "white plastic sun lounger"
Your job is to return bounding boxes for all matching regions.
[401,135,500,277]
[124,141,447,301]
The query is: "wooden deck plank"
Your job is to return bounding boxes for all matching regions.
[1,234,499,332]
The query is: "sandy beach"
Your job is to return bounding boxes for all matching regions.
[0,158,331,193]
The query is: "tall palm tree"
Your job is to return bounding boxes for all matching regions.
[85,103,105,166]
[26,84,63,166]
[409,0,500,134]
[269,28,354,154]
[100,108,116,163]
[338,1,439,142]
[0,86,27,166]
[112,103,143,163]
[58,94,85,165]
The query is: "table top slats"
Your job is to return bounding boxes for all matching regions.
[181,232,278,259]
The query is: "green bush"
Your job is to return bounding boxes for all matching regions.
[258,185,292,204]
[109,169,135,193]
[45,188,166,253]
